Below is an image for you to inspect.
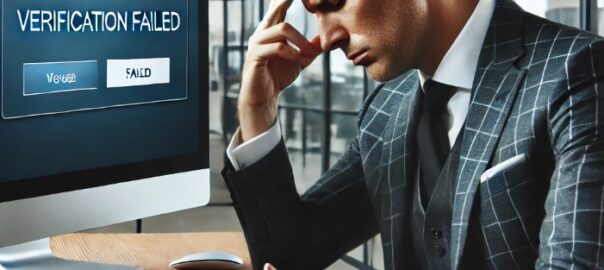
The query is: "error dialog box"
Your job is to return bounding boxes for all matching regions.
[1,0,189,119]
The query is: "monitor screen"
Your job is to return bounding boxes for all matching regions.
[0,0,208,203]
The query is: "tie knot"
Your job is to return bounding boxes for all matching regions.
[422,80,456,113]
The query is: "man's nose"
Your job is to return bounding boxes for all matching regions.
[317,15,349,52]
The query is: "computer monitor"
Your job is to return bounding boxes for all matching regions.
[0,0,209,269]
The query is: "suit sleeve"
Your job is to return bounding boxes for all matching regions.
[222,131,379,270]
[536,39,604,269]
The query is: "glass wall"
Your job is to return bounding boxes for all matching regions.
[516,0,580,27]
[516,0,601,33]
[600,0,604,36]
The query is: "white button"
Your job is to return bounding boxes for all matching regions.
[106,58,170,88]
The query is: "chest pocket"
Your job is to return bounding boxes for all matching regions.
[475,153,542,264]
[480,154,531,197]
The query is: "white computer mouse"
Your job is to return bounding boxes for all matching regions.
[169,251,244,269]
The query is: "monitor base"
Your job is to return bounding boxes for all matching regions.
[0,238,142,270]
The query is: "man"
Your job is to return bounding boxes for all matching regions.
[221,0,604,268]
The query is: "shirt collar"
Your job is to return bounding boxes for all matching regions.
[418,0,496,90]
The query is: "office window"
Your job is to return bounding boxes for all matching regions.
[515,0,602,34]
[515,0,581,28]
[209,0,224,136]
[600,0,604,36]
[546,0,581,29]
[329,50,366,166]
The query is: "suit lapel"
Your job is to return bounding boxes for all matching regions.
[369,71,422,269]
[450,0,527,268]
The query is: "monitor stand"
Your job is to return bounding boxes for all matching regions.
[0,238,141,270]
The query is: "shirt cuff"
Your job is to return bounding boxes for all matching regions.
[226,120,282,171]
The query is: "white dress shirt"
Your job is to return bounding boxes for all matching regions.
[227,0,495,171]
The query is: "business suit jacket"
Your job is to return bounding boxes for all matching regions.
[222,0,604,269]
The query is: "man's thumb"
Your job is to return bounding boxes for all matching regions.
[264,263,276,270]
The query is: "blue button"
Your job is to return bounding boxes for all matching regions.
[23,60,98,96]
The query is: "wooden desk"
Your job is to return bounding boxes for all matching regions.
[51,233,252,270]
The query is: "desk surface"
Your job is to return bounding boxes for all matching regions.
[51,233,252,270]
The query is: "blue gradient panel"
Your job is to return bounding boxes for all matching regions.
[1,0,189,119]
[0,0,201,184]
[23,61,98,95]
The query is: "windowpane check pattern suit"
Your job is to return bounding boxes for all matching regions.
[222,0,604,269]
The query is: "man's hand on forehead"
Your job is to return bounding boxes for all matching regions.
[237,0,322,142]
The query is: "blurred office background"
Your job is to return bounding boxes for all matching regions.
[92,0,603,269]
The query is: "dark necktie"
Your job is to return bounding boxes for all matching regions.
[417,80,456,206]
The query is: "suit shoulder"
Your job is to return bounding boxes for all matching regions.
[519,16,604,115]
[357,70,419,126]
[521,11,603,58]
[519,11,603,77]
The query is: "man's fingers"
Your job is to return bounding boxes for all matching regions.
[310,35,321,48]
[254,43,307,67]
[266,0,290,23]
[253,23,322,57]
[264,263,277,270]
[257,0,291,30]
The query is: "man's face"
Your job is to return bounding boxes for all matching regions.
[302,0,428,82]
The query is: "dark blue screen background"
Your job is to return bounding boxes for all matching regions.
[0,0,202,184]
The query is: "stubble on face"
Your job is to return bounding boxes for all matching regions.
[356,0,428,82]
